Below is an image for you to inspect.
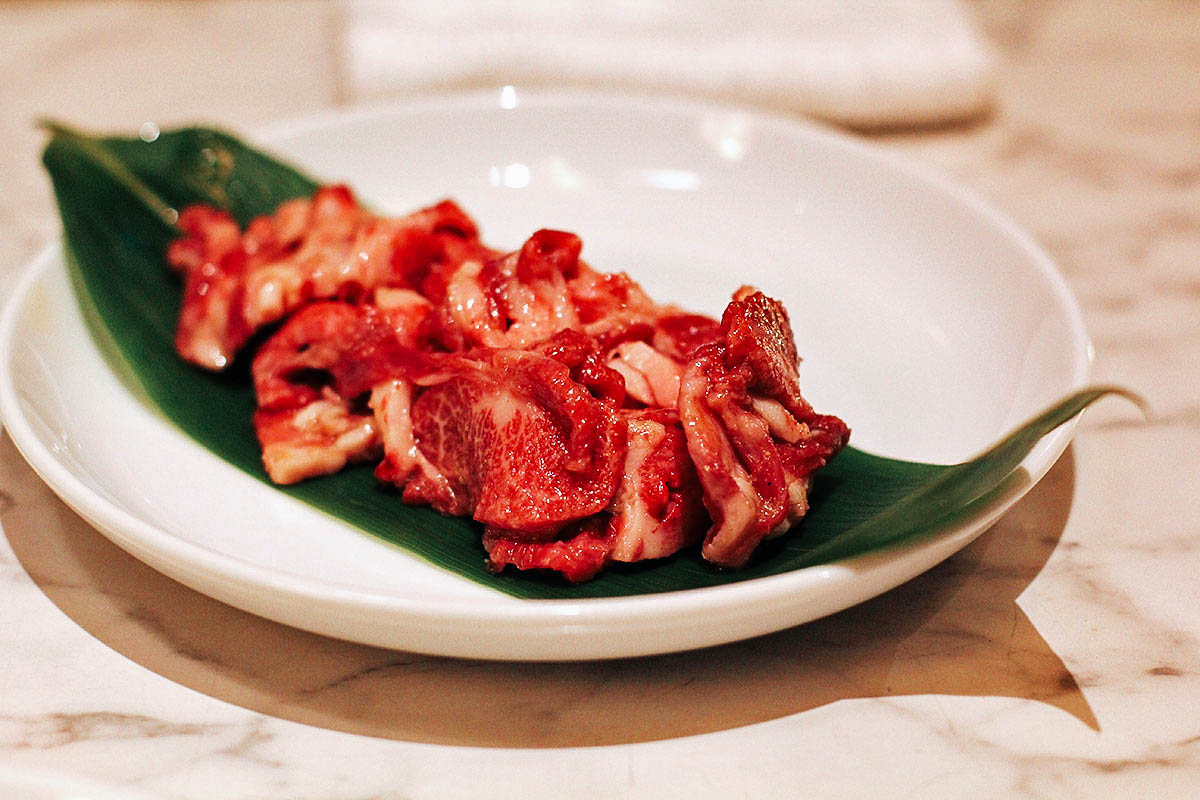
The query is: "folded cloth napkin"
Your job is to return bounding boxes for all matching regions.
[341,0,995,128]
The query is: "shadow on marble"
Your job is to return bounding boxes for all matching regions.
[1,433,1095,747]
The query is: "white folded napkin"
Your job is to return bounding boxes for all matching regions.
[340,0,995,128]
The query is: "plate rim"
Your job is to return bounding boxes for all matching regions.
[0,90,1092,659]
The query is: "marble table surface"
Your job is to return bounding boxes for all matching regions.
[1,2,1197,797]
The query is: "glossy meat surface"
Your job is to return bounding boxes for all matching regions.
[167,187,492,369]
[406,349,626,533]
[171,189,848,582]
[679,291,850,567]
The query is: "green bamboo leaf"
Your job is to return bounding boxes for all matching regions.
[791,385,1139,568]
[40,123,1128,599]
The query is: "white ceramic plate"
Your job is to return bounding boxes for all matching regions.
[0,91,1090,660]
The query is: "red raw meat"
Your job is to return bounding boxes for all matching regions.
[405,347,626,534]
[426,228,585,351]
[253,401,380,486]
[609,409,706,562]
[482,518,615,585]
[169,188,849,582]
[250,298,435,484]
[679,289,849,568]
[252,299,433,410]
[168,187,489,369]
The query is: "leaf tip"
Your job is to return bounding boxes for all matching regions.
[1086,384,1153,422]
[36,117,84,141]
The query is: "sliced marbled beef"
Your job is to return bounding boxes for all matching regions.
[249,297,434,483]
[679,289,849,568]
[168,187,490,369]
[170,188,849,582]
[405,347,626,535]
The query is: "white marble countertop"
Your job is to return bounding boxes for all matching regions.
[1,2,1198,798]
